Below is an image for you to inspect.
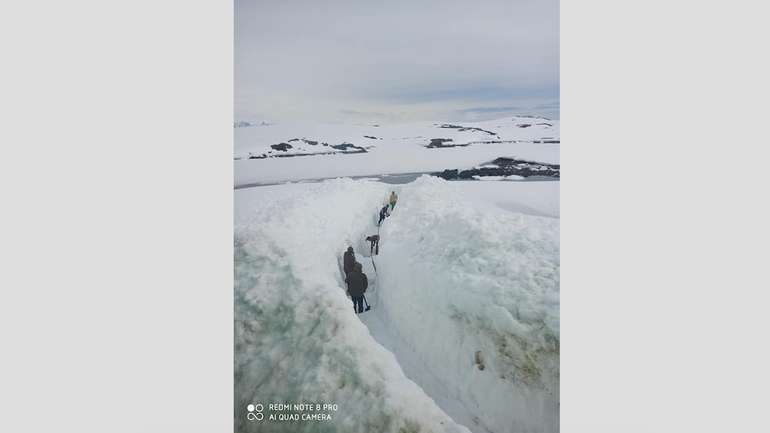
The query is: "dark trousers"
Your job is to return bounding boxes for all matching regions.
[369,239,379,255]
[351,296,364,313]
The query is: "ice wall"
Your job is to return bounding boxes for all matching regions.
[374,176,560,433]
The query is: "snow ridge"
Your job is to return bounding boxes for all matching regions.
[374,176,559,433]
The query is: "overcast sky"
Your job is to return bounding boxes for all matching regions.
[235,0,558,123]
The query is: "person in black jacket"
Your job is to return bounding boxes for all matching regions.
[378,204,390,226]
[343,246,355,276]
[345,262,368,313]
[366,234,380,256]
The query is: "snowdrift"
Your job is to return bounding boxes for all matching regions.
[373,176,560,433]
[234,179,472,433]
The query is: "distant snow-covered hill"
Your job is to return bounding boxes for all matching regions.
[234,116,560,186]
[233,120,272,128]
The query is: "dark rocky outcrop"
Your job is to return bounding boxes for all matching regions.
[427,138,468,148]
[270,142,293,151]
[515,115,551,120]
[241,140,370,160]
[287,138,319,145]
[330,142,367,153]
[432,157,560,180]
[438,124,497,136]
[434,169,459,179]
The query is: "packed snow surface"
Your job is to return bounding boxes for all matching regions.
[235,177,559,432]
[234,116,559,186]
[451,181,559,218]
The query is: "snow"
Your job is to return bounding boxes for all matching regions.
[450,180,559,218]
[472,175,525,181]
[234,114,559,433]
[234,117,559,186]
[235,178,472,433]
[235,176,559,433]
[371,177,559,433]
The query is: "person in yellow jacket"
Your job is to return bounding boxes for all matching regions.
[389,191,398,211]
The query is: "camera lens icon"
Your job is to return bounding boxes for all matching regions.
[246,403,264,421]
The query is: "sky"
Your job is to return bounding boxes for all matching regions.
[235,0,559,123]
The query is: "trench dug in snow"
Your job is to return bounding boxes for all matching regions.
[351,256,487,431]
[234,177,558,433]
[339,180,559,433]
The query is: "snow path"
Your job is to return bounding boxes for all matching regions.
[348,178,558,433]
[339,207,491,432]
[359,291,490,432]
[331,211,485,431]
